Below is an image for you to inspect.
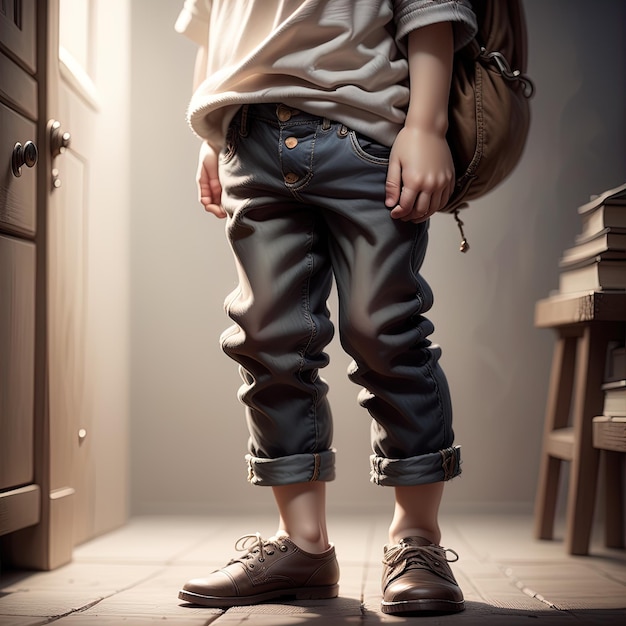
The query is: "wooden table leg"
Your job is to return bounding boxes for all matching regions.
[534,333,577,540]
[604,451,625,549]
[565,324,612,555]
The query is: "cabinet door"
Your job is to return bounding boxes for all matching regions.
[52,0,129,548]
[0,235,36,492]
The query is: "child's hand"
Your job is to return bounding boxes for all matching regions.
[385,126,455,223]
[197,141,226,218]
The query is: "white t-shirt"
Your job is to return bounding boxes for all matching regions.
[176,0,476,151]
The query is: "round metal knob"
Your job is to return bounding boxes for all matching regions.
[12,141,39,177]
[50,120,71,158]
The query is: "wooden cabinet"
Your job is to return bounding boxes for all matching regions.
[2,0,130,569]
[0,0,41,539]
[0,0,77,570]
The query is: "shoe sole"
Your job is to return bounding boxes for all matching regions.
[381,598,465,614]
[179,584,339,608]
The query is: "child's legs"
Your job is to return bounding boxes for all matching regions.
[273,482,329,552]
[218,106,337,490]
[337,216,460,490]
[218,105,458,547]
[299,126,460,539]
[390,483,444,544]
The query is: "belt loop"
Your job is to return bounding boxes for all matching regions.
[239,104,249,137]
[322,117,331,130]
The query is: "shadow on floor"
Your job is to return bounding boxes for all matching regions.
[179,597,626,625]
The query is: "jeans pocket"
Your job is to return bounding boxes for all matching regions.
[348,130,391,166]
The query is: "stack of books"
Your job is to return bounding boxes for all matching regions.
[557,182,626,295]
[593,344,626,452]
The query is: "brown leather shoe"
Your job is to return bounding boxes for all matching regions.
[381,536,464,614]
[178,533,339,607]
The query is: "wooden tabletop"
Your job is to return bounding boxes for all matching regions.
[535,291,626,327]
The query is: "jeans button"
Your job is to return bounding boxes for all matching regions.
[285,136,298,149]
[276,104,292,121]
[284,172,299,183]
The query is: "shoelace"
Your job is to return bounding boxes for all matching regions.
[383,542,459,570]
[230,532,288,565]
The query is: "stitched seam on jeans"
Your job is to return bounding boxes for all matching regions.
[292,124,324,449]
[408,222,433,315]
[425,359,448,448]
[298,220,320,449]
[283,125,319,195]
[310,453,321,481]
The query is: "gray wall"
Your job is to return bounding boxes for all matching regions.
[129,0,626,516]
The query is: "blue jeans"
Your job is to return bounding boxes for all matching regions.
[218,104,461,487]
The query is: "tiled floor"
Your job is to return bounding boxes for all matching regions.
[0,513,624,625]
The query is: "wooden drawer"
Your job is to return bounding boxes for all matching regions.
[0,101,37,236]
[0,50,38,121]
[0,234,36,490]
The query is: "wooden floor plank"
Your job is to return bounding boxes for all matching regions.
[0,513,623,625]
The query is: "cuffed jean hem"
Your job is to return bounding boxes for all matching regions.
[370,445,462,486]
[245,449,336,486]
